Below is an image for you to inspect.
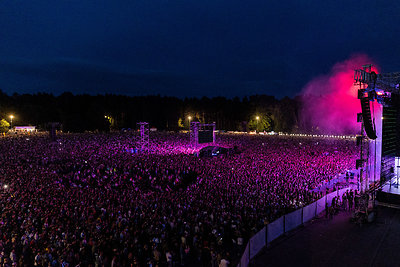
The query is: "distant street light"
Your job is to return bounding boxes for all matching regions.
[256,116,260,133]
[188,116,192,134]
[9,115,14,129]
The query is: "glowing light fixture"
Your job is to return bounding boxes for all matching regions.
[9,115,14,129]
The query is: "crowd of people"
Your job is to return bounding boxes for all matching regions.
[0,132,358,266]
[326,189,360,219]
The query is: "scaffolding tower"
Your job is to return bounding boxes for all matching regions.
[190,122,216,149]
[137,122,149,152]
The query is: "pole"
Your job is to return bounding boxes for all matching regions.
[256,116,259,133]
[374,140,376,183]
[188,117,191,137]
[257,120,258,133]
[212,123,216,145]
[360,118,364,193]
[366,137,370,192]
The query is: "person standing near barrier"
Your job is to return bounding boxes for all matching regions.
[354,191,360,210]
[349,190,354,210]
[325,201,329,218]
[332,200,335,218]
[329,199,334,219]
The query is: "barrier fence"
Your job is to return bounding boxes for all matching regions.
[237,187,350,267]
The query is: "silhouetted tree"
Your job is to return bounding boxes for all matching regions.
[0,92,301,133]
[0,119,10,133]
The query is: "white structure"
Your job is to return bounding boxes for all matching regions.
[367,101,382,189]
[14,126,36,132]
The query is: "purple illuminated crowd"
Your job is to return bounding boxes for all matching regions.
[0,132,358,266]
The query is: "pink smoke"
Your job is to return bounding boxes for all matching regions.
[300,54,379,134]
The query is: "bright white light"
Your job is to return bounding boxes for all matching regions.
[3,185,8,189]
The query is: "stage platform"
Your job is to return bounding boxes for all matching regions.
[377,179,400,206]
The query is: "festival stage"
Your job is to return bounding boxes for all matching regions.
[377,179,400,206]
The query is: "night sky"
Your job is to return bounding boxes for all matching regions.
[1,0,399,98]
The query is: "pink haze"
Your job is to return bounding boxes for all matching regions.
[300,54,379,134]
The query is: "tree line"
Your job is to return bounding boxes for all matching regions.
[0,90,306,133]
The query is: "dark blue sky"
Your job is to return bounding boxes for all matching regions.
[0,0,399,98]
